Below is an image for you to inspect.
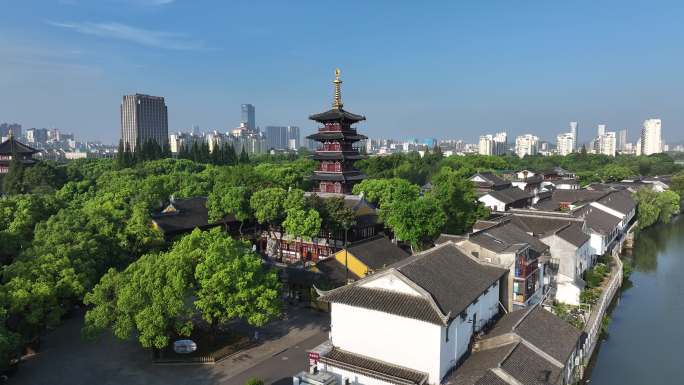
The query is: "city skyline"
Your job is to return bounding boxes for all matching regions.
[1,1,683,144]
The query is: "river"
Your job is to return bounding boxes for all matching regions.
[587,215,684,384]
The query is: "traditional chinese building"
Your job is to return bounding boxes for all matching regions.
[0,131,39,174]
[307,69,367,194]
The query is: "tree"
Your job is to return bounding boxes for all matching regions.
[84,229,281,349]
[208,186,252,234]
[0,307,20,371]
[385,197,446,251]
[2,147,25,194]
[634,188,660,229]
[600,164,633,182]
[194,231,280,334]
[671,172,684,198]
[283,209,322,242]
[239,147,250,164]
[250,188,288,258]
[656,190,680,224]
[351,178,420,220]
[427,167,486,234]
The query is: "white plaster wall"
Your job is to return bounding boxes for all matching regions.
[588,232,605,256]
[479,195,506,212]
[360,274,420,296]
[438,281,501,381]
[330,303,442,383]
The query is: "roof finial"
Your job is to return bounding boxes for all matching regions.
[333,68,343,110]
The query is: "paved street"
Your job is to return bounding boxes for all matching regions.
[11,307,328,385]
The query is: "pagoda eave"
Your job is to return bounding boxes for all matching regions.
[309,172,367,182]
[309,108,366,123]
[311,152,367,161]
[306,132,368,142]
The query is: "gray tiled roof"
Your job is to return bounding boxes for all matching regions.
[319,284,446,325]
[394,243,508,319]
[321,347,428,385]
[572,204,621,235]
[151,197,235,236]
[555,224,590,247]
[552,190,608,205]
[469,221,549,255]
[490,306,582,363]
[319,243,508,325]
[448,306,581,385]
[472,173,511,188]
[346,236,410,270]
[597,190,636,215]
[444,344,515,385]
[501,343,563,385]
[435,233,468,244]
[486,187,532,205]
[509,215,575,237]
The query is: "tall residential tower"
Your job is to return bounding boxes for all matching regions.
[641,118,662,155]
[120,94,168,151]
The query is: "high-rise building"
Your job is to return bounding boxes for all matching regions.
[25,128,49,144]
[597,124,607,137]
[641,118,662,155]
[569,121,578,151]
[287,126,300,150]
[617,129,628,152]
[0,123,22,140]
[265,126,288,150]
[557,132,575,156]
[478,132,507,155]
[241,104,256,130]
[515,134,539,158]
[597,131,616,156]
[120,94,168,151]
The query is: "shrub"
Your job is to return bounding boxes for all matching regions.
[580,288,601,305]
[245,379,264,385]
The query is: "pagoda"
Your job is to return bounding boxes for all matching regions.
[307,69,367,194]
[0,130,39,174]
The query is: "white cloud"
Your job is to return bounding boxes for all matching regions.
[48,21,205,50]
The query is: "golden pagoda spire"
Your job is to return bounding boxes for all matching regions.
[332,68,343,110]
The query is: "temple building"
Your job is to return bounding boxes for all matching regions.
[307,69,367,194]
[0,131,39,174]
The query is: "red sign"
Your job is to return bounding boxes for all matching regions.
[308,352,320,365]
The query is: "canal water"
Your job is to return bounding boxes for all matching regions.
[587,215,684,384]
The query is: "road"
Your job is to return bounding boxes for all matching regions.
[10,307,329,385]
[226,332,328,385]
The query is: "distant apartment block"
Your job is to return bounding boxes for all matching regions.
[0,123,22,140]
[120,94,169,150]
[617,129,628,151]
[478,131,507,155]
[641,118,662,155]
[515,134,539,158]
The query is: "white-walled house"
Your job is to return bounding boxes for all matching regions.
[313,243,509,385]
[455,221,548,310]
[478,187,532,212]
[540,223,592,305]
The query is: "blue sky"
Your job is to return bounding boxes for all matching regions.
[1,0,683,144]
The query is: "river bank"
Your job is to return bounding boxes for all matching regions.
[583,215,684,384]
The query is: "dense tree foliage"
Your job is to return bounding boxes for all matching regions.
[83,229,280,349]
[634,189,681,229]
